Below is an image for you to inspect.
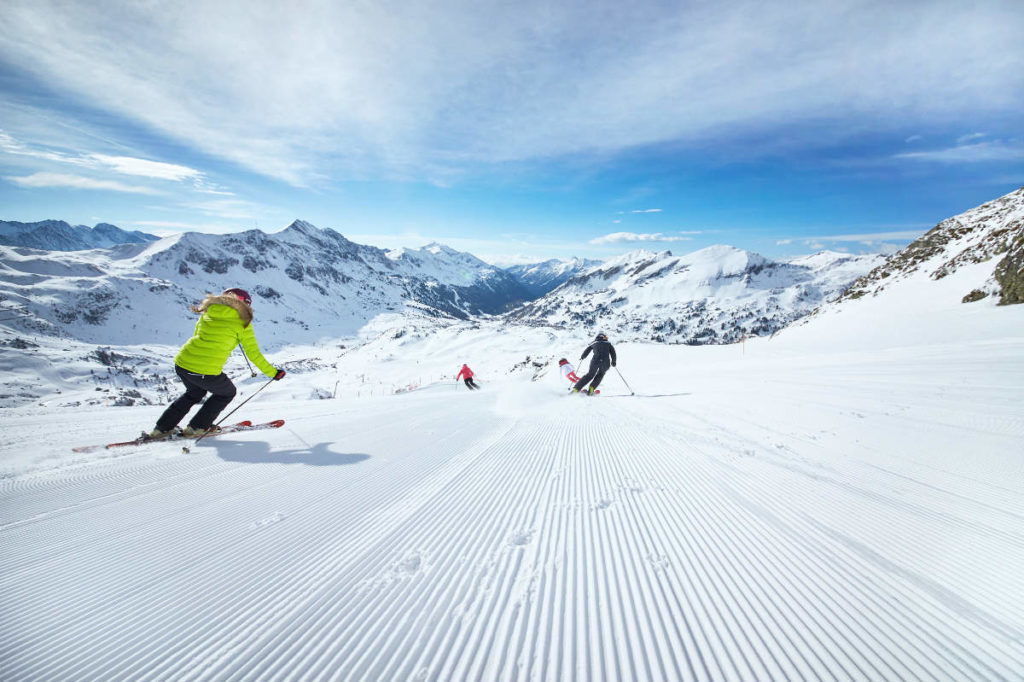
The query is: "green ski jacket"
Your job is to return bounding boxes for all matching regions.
[174,295,277,378]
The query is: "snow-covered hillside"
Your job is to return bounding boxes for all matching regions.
[506,245,882,344]
[0,220,157,251]
[839,185,1024,306]
[0,220,531,348]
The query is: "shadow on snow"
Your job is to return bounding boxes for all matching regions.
[208,440,371,467]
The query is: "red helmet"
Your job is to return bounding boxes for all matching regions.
[223,288,252,305]
[558,358,568,365]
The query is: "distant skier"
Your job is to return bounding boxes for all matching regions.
[456,363,480,390]
[558,358,580,384]
[147,288,285,440]
[572,332,616,395]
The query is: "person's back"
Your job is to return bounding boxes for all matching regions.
[573,333,616,394]
[584,339,615,365]
[457,364,479,389]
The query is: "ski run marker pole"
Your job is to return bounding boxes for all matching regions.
[183,375,276,453]
[614,366,635,396]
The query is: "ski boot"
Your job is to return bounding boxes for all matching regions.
[144,427,175,441]
[182,425,222,438]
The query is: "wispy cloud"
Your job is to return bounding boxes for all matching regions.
[590,231,693,245]
[2,131,200,178]
[6,172,163,194]
[631,208,662,213]
[88,154,200,181]
[895,139,1024,164]
[956,132,987,145]
[802,229,926,242]
[1,130,214,194]
[1,0,1020,184]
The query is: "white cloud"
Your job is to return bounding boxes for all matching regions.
[803,229,925,242]
[631,208,662,213]
[956,132,987,145]
[894,140,1024,164]
[1,0,1020,183]
[590,231,692,245]
[6,172,163,194]
[88,154,201,181]
[1,130,212,195]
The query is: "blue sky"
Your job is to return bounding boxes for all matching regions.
[1,0,1021,264]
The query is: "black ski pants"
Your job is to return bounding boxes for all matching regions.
[573,358,610,392]
[463,377,479,390]
[156,365,237,431]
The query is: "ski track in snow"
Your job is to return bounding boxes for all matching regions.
[2,364,1024,681]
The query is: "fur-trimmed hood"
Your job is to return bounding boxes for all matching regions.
[191,294,253,327]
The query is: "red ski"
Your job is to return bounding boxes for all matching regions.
[72,420,284,453]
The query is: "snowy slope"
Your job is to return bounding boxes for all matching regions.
[506,245,882,344]
[1,302,1023,680]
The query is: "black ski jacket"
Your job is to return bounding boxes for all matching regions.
[581,339,616,368]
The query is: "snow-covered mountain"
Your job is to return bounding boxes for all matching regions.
[0,219,158,251]
[504,257,603,297]
[0,219,531,347]
[837,185,1024,306]
[505,245,883,344]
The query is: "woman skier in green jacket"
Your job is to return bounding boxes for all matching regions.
[148,288,284,439]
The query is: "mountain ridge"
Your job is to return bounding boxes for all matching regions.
[0,219,159,251]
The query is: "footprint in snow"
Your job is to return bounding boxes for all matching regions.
[508,530,534,547]
[396,552,423,574]
[594,499,614,510]
[646,553,671,571]
[249,512,285,530]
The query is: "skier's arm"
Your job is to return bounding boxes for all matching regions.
[610,345,617,366]
[238,325,278,378]
[580,345,593,360]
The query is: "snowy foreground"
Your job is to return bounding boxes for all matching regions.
[3,300,1024,680]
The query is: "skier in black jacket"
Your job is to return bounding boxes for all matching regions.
[572,332,617,395]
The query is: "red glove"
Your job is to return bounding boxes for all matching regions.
[274,369,286,380]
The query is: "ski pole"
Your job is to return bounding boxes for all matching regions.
[183,375,276,452]
[614,366,635,396]
[238,345,257,378]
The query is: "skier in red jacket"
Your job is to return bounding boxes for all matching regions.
[456,364,479,390]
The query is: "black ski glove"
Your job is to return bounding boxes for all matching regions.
[274,369,286,380]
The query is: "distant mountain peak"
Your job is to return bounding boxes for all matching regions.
[281,219,318,234]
